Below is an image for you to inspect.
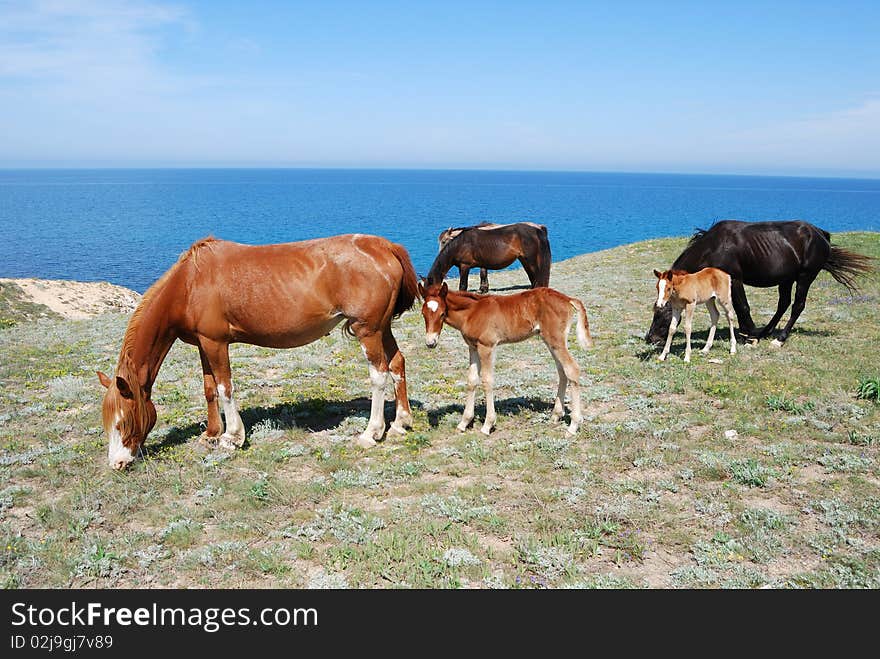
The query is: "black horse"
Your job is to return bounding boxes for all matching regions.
[427,222,551,292]
[645,220,872,345]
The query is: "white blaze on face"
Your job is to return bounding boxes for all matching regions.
[424,299,443,346]
[108,413,135,469]
[656,278,667,307]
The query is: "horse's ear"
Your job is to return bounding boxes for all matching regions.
[116,376,134,400]
[418,281,426,297]
[653,269,662,279]
[97,371,112,388]
[440,281,448,296]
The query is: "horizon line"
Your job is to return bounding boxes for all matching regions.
[1,165,879,181]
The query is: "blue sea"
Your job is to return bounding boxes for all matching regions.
[1,168,878,293]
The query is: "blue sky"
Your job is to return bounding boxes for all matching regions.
[1,0,878,175]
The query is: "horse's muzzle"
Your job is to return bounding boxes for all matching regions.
[425,333,439,348]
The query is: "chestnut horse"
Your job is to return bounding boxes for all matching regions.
[653,267,737,362]
[97,234,418,470]
[428,222,551,293]
[418,281,592,435]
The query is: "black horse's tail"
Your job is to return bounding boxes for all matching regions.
[824,246,874,294]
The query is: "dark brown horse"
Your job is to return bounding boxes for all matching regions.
[429,222,551,292]
[437,222,500,293]
[97,234,418,469]
[645,220,873,346]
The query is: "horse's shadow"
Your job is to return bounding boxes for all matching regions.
[634,326,837,361]
[426,395,554,428]
[149,397,427,454]
[485,284,532,292]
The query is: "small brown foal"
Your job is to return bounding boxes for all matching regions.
[418,281,593,435]
[653,267,737,362]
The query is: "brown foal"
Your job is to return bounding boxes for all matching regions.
[418,281,593,435]
[653,267,737,362]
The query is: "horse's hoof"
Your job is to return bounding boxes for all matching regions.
[770,339,784,348]
[549,414,561,424]
[196,433,221,449]
[388,422,407,436]
[219,434,244,450]
[355,434,378,449]
[683,357,691,363]
[566,424,579,435]
[657,355,667,362]
[456,422,470,432]
[479,426,493,436]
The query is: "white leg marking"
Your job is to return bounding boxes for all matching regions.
[217,383,246,449]
[358,364,387,447]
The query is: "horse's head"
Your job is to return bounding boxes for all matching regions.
[645,270,675,344]
[417,280,449,348]
[97,368,156,470]
[437,228,457,252]
[653,269,677,308]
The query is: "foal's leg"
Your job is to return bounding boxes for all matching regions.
[479,268,489,294]
[702,299,720,354]
[720,299,737,354]
[383,328,412,435]
[544,336,582,434]
[354,328,390,447]
[548,356,567,424]
[683,302,696,363]
[457,345,481,431]
[198,345,224,445]
[200,339,245,449]
[658,308,680,361]
[477,344,497,435]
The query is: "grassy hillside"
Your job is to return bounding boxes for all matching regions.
[1,233,878,588]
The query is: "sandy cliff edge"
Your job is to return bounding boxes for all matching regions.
[0,278,141,320]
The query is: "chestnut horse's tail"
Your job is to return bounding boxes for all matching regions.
[569,298,594,349]
[390,241,420,318]
[824,246,874,294]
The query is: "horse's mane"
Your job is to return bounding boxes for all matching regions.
[686,227,709,247]
[117,236,220,366]
[448,221,498,233]
[426,238,460,284]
